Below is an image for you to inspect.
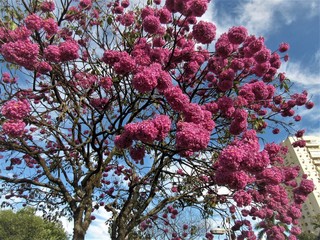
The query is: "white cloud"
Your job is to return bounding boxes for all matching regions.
[213,0,319,37]
[281,61,320,88]
[85,210,111,240]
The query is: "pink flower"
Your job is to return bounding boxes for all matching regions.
[299,179,314,194]
[2,72,16,84]
[233,190,252,207]
[292,140,306,148]
[288,206,302,219]
[114,133,133,149]
[42,18,58,36]
[114,6,124,14]
[132,67,158,93]
[152,115,171,141]
[254,48,271,63]
[290,226,301,236]
[259,167,283,184]
[120,12,135,26]
[164,86,190,112]
[1,40,39,69]
[59,40,79,62]
[295,129,305,138]
[227,26,248,44]
[294,115,302,121]
[130,146,145,161]
[100,77,113,91]
[305,101,314,109]
[136,120,159,143]
[192,21,216,44]
[158,8,172,24]
[1,99,31,119]
[143,15,161,34]
[219,145,245,170]
[279,42,290,52]
[230,118,247,135]
[270,52,281,68]
[176,122,210,153]
[25,14,42,31]
[44,45,61,62]
[190,0,208,17]
[102,50,119,65]
[2,120,26,137]
[36,61,52,73]
[79,0,92,9]
[40,0,55,12]
[217,96,235,117]
[121,0,130,8]
[113,52,135,74]
[247,36,264,54]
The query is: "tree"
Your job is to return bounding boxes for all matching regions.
[0,207,68,240]
[0,0,315,239]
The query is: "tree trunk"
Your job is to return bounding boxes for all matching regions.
[73,210,88,240]
[73,228,85,240]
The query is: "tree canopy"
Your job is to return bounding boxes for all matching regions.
[0,208,68,240]
[0,0,315,239]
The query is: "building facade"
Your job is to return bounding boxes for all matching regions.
[283,136,320,235]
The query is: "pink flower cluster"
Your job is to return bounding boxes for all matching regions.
[1,99,30,137]
[115,115,171,149]
[2,120,26,137]
[24,14,58,37]
[25,14,42,31]
[1,72,17,84]
[132,63,172,93]
[165,0,209,17]
[143,15,161,34]
[1,40,39,70]
[40,0,55,12]
[176,122,210,154]
[102,50,135,74]
[44,40,79,62]
[73,72,97,89]
[1,99,31,119]
[214,129,314,239]
[192,21,216,44]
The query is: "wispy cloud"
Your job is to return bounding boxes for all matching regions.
[281,61,320,88]
[234,0,319,36]
[85,210,111,240]
[212,0,319,37]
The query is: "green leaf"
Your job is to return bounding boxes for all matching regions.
[107,16,113,25]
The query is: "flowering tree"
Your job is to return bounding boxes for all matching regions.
[0,0,315,239]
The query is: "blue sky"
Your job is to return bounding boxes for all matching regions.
[80,1,320,239]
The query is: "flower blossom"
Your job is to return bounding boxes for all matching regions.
[24,14,42,31]
[40,0,55,12]
[227,26,248,44]
[1,40,39,69]
[132,67,158,93]
[143,15,161,34]
[1,99,31,119]
[59,40,79,62]
[176,122,210,154]
[2,120,26,137]
[192,21,216,44]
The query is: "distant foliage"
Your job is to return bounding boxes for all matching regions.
[0,208,68,240]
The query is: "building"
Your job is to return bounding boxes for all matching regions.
[283,136,320,235]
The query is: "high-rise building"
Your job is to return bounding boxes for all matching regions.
[283,136,320,235]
